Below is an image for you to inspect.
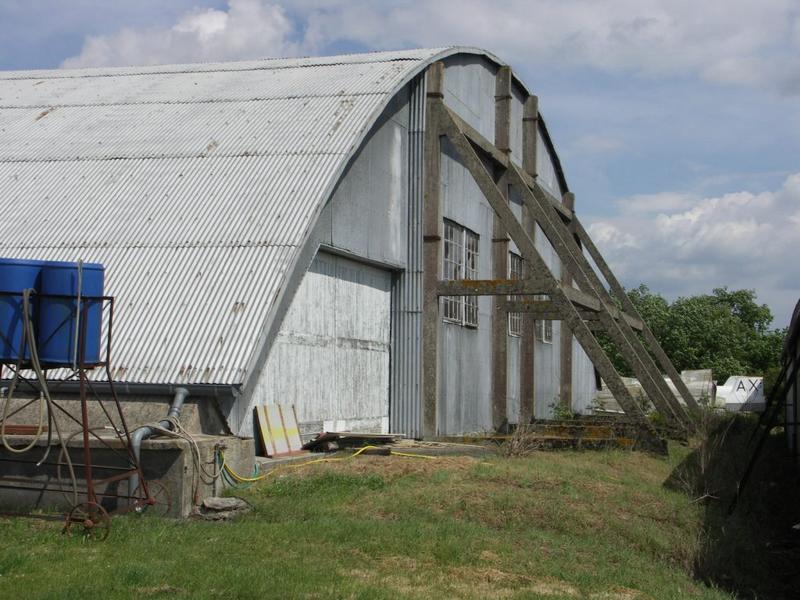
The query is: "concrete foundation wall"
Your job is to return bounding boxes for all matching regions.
[0,435,253,518]
[0,391,229,437]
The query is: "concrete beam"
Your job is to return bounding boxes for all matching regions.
[491,66,512,431]
[435,100,658,438]
[560,191,575,411]
[520,95,538,423]
[446,106,573,222]
[506,163,692,431]
[571,217,701,414]
[421,62,445,438]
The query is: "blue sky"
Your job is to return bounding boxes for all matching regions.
[2,0,798,326]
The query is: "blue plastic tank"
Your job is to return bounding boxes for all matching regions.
[0,258,43,362]
[38,261,105,366]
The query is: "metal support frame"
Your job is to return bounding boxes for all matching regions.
[0,292,169,538]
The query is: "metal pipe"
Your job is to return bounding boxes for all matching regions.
[129,387,189,502]
[0,380,236,400]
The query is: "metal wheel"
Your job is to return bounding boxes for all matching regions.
[132,480,172,517]
[63,501,111,541]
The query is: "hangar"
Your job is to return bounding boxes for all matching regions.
[0,47,696,457]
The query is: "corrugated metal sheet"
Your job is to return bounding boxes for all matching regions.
[390,74,425,438]
[254,252,391,436]
[0,49,445,385]
[0,48,442,81]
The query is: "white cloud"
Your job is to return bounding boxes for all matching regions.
[618,192,697,214]
[59,1,800,96]
[588,174,800,326]
[295,0,800,94]
[61,0,298,68]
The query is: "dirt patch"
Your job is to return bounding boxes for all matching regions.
[346,557,581,599]
[300,454,479,481]
[136,584,183,596]
[589,587,652,600]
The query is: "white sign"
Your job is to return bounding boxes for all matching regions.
[715,376,765,412]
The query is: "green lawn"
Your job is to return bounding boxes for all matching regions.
[0,445,734,599]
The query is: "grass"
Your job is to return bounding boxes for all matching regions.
[0,445,738,599]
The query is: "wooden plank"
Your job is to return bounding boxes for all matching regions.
[265,404,290,456]
[254,405,276,457]
[284,406,303,453]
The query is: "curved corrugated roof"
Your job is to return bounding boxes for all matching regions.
[0,47,541,385]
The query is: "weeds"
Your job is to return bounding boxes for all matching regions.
[666,410,800,599]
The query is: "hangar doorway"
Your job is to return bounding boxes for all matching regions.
[258,251,392,435]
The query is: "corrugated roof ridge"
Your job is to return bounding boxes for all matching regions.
[0,47,449,81]
[0,149,347,165]
[0,91,388,110]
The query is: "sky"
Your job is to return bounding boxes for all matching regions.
[1,0,798,327]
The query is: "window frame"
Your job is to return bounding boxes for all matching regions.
[532,294,553,344]
[442,219,480,328]
[507,251,523,337]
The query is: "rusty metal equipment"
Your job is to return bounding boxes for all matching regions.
[0,289,171,540]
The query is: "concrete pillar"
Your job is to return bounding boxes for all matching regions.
[491,66,512,431]
[560,191,575,412]
[519,95,538,423]
[422,62,445,438]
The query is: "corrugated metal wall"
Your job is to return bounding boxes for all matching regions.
[247,54,594,437]
[253,252,392,436]
[533,224,563,419]
[438,134,494,435]
[572,341,598,414]
[390,74,425,438]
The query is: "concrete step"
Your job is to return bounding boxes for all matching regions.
[521,420,643,440]
[517,435,636,451]
[446,433,636,451]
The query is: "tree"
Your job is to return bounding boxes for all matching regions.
[599,285,786,383]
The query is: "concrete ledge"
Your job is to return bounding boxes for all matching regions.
[0,434,254,518]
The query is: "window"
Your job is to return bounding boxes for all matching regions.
[464,229,479,326]
[508,252,523,336]
[442,219,479,327]
[443,221,463,322]
[536,318,553,344]
[530,293,553,343]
